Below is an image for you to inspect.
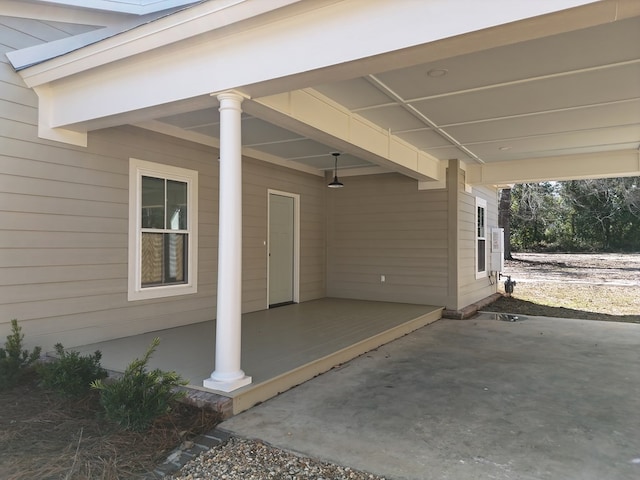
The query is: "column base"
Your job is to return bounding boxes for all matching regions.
[203,374,252,393]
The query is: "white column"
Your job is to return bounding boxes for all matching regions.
[204,92,252,392]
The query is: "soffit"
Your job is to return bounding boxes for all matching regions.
[8,0,640,183]
[154,13,640,178]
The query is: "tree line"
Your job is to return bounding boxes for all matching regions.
[499,177,640,255]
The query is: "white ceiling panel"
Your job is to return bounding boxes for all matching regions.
[160,108,219,129]
[470,125,640,162]
[373,16,640,102]
[313,78,392,110]
[444,100,640,144]
[240,117,304,146]
[249,137,337,161]
[394,128,454,149]
[411,63,640,126]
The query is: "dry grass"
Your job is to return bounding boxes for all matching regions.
[0,375,220,480]
[485,253,640,323]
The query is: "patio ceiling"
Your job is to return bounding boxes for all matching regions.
[9,0,640,186]
[138,8,640,186]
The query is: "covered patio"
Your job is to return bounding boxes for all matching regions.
[72,299,442,415]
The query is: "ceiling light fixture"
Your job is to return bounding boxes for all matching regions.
[427,68,448,78]
[328,152,344,188]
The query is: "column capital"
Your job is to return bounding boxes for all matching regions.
[214,90,250,104]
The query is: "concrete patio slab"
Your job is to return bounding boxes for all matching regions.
[220,313,640,480]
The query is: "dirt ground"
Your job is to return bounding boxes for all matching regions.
[0,376,220,480]
[485,252,640,322]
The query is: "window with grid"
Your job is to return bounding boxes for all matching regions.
[476,197,487,278]
[128,159,198,300]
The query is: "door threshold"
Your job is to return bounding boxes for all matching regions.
[269,301,295,309]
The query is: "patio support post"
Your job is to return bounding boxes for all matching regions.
[204,91,252,392]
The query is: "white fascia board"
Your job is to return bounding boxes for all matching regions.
[466,149,640,185]
[21,0,606,139]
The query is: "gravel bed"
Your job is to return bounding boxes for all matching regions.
[169,437,386,480]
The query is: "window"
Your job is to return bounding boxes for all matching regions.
[128,159,198,300]
[475,197,487,279]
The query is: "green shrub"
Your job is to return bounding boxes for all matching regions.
[38,343,107,397]
[0,319,41,390]
[91,337,187,431]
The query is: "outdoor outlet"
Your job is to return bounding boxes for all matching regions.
[381,275,386,283]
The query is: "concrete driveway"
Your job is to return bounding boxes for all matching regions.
[220,313,640,480]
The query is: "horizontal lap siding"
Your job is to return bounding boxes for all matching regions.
[458,182,499,308]
[243,159,326,311]
[0,110,220,348]
[327,173,448,305]
[1,21,326,349]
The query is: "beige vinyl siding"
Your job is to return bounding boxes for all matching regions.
[457,181,499,308]
[1,124,326,349]
[327,173,448,306]
[1,19,327,350]
[243,158,326,311]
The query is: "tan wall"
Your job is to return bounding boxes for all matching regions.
[326,173,448,306]
[0,21,326,350]
[457,176,499,309]
[243,158,327,310]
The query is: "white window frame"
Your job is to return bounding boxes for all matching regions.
[128,158,198,301]
[475,196,488,279]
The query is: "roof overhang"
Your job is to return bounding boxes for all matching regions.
[7,0,640,184]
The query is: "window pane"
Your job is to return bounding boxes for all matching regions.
[141,233,164,286]
[141,233,188,286]
[142,176,165,229]
[477,239,486,272]
[164,233,187,283]
[477,206,485,238]
[166,180,187,230]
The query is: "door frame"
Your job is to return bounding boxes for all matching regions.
[267,189,300,308]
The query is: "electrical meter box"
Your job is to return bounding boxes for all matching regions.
[490,227,505,274]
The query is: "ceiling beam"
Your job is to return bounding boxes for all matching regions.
[245,89,444,182]
[466,149,640,185]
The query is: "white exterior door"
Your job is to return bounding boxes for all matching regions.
[268,193,296,306]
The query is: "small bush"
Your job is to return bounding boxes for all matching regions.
[0,319,41,390]
[91,337,187,431]
[38,343,107,397]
